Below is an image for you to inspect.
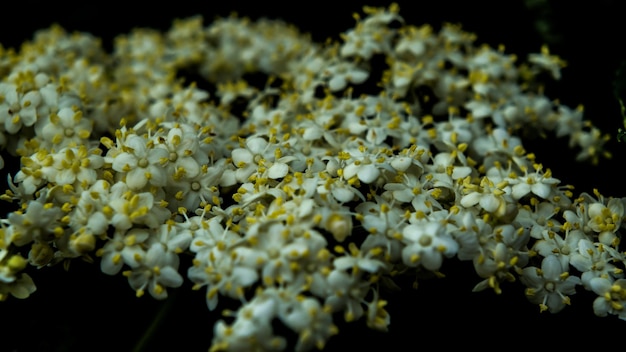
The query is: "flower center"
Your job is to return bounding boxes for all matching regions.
[268,248,280,259]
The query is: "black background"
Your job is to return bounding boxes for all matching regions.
[1,1,626,351]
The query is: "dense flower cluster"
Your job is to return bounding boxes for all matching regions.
[0,3,623,351]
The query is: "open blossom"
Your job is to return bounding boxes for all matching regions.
[520,254,582,313]
[590,277,626,320]
[0,83,42,134]
[401,220,458,271]
[108,133,169,190]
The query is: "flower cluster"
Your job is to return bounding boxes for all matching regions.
[0,3,624,351]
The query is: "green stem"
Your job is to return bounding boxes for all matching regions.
[132,289,180,352]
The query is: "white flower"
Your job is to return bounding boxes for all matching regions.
[569,239,623,290]
[322,61,369,91]
[69,180,111,236]
[514,200,562,240]
[590,277,626,320]
[188,246,258,311]
[0,273,36,301]
[6,197,62,246]
[109,133,169,190]
[459,176,509,216]
[322,268,370,322]
[532,230,585,269]
[96,228,150,275]
[165,161,224,211]
[108,183,162,230]
[123,240,184,299]
[210,293,286,352]
[341,146,389,185]
[0,83,42,134]
[587,198,624,247]
[400,220,458,271]
[187,215,241,257]
[50,146,104,188]
[339,5,399,60]
[520,254,582,313]
[232,222,318,286]
[528,45,567,80]
[509,164,560,200]
[156,123,207,181]
[315,168,365,204]
[37,106,92,149]
[472,127,529,169]
[277,295,338,352]
[12,149,58,195]
[333,242,388,275]
[230,136,295,182]
[472,226,530,295]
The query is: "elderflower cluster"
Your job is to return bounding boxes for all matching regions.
[0,3,624,351]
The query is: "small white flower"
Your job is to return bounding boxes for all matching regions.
[188,246,258,311]
[123,241,184,299]
[459,176,509,215]
[401,220,458,271]
[109,133,169,190]
[322,61,369,91]
[590,277,626,320]
[520,254,582,313]
[0,83,42,134]
[569,239,623,289]
[528,45,567,80]
[509,164,560,200]
[37,107,92,149]
[97,228,150,276]
[587,198,624,247]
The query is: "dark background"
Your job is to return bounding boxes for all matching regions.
[1,1,626,351]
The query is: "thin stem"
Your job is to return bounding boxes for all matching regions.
[132,289,180,352]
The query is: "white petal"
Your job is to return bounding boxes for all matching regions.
[348,69,369,84]
[101,252,123,275]
[541,255,562,280]
[126,168,148,190]
[421,250,443,271]
[232,266,258,287]
[147,147,169,164]
[531,183,552,199]
[479,194,500,212]
[521,267,542,288]
[246,137,268,154]
[331,187,355,203]
[342,163,359,180]
[146,244,166,266]
[112,153,137,172]
[146,165,166,187]
[358,164,380,184]
[589,277,612,296]
[390,157,412,172]
[328,75,346,91]
[231,148,253,165]
[460,192,481,208]
[158,266,184,288]
[55,169,76,185]
[267,162,289,179]
[87,212,109,235]
[125,135,147,154]
[303,126,323,140]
